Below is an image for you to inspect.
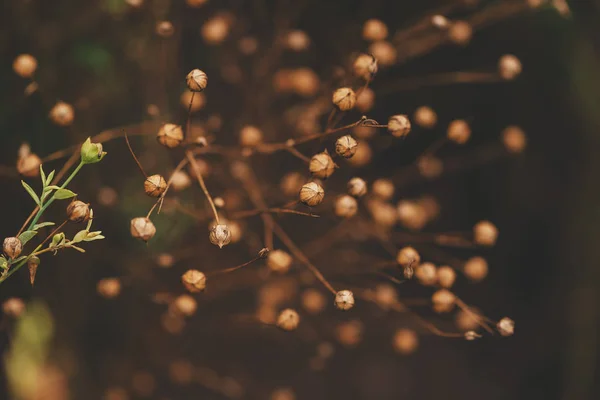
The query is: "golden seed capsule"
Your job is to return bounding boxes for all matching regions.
[267,250,293,274]
[397,200,428,230]
[144,174,167,197]
[447,119,471,144]
[464,256,488,281]
[334,195,358,218]
[336,320,363,347]
[201,15,230,45]
[396,246,420,268]
[209,224,231,248]
[181,269,206,292]
[465,331,482,340]
[393,328,419,354]
[414,106,437,129]
[281,172,305,197]
[130,217,156,242]
[353,53,378,81]
[334,290,355,311]
[172,294,197,317]
[299,182,325,206]
[3,237,22,259]
[415,262,438,286]
[180,91,206,112]
[335,135,358,158]
[347,177,367,197]
[473,220,498,246]
[170,170,192,191]
[285,30,310,51]
[291,68,320,97]
[497,317,515,336]
[356,87,375,112]
[276,308,300,331]
[372,178,394,200]
[346,141,372,167]
[309,151,335,179]
[186,69,208,92]
[332,88,356,111]
[437,266,456,288]
[388,115,411,137]
[157,123,184,148]
[49,101,74,126]
[367,199,397,229]
[13,54,37,78]
[67,200,91,223]
[374,283,397,309]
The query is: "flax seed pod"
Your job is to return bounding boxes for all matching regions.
[332,88,356,111]
[347,177,367,197]
[181,269,206,292]
[393,329,418,354]
[186,69,208,92]
[473,220,498,246]
[437,266,456,288]
[239,125,263,147]
[97,278,121,299]
[144,174,167,197]
[415,262,437,286]
[335,135,358,158]
[301,289,326,315]
[170,171,192,191]
[130,217,156,242]
[209,224,231,248]
[49,101,74,126]
[2,298,25,317]
[16,153,41,178]
[363,18,388,41]
[334,290,355,311]
[356,88,375,112]
[353,53,378,81]
[431,15,449,29]
[456,308,481,332]
[299,182,324,206]
[13,54,37,78]
[499,54,522,80]
[3,237,22,259]
[309,151,335,179]
[464,256,488,281]
[276,308,300,331]
[414,106,437,129]
[497,317,515,336]
[432,289,456,313]
[502,125,527,153]
[396,247,420,268]
[448,20,473,45]
[388,115,411,137]
[157,124,184,148]
[267,250,293,274]
[66,200,91,223]
[447,119,471,144]
[334,195,358,218]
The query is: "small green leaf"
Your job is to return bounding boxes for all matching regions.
[32,222,55,230]
[72,230,88,243]
[21,181,40,205]
[46,170,55,186]
[44,185,60,192]
[18,230,38,245]
[50,233,66,248]
[84,235,105,242]
[40,165,46,188]
[54,188,77,200]
[0,257,7,270]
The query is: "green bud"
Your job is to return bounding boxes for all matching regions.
[50,233,66,248]
[80,137,107,164]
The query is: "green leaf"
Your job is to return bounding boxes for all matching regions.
[40,165,46,188]
[84,235,105,242]
[32,222,55,230]
[21,181,40,205]
[45,170,55,186]
[0,257,7,270]
[44,185,60,192]
[18,230,38,245]
[72,230,88,243]
[54,188,76,200]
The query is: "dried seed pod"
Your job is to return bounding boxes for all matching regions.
[16,153,41,177]
[28,256,40,285]
[414,106,437,129]
[181,269,206,292]
[276,308,300,331]
[372,178,394,200]
[67,200,91,223]
[332,88,356,111]
[2,298,25,317]
[432,289,456,313]
[393,328,419,354]
[473,220,498,246]
[209,224,231,248]
[368,41,396,66]
[335,135,358,158]
[334,195,358,218]
[447,119,471,144]
[130,217,156,242]
[13,54,37,78]
[309,151,335,179]
[267,250,293,274]
[97,278,121,298]
[157,124,184,148]
[415,262,438,286]
[285,30,310,51]
[239,125,263,147]
[347,177,367,197]
[156,21,174,37]
[334,290,355,311]
[353,53,378,81]
[49,101,74,126]
[186,69,208,92]
[299,182,324,206]
[388,115,411,137]
[335,320,363,347]
[448,20,473,45]
[497,317,515,336]
[301,289,326,315]
[498,54,522,81]
[281,172,305,197]
[502,125,527,153]
[144,174,167,198]
[363,18,388,41]
[3,237,23,259]
[172,294,197,317]
[437,266,456,288]
[464,256,488,281]
[396,246,420,268]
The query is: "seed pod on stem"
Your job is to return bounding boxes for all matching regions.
[347,177,367,197]
[309,151,336,179]
[388,115,411,137]
[144,174,167,197]
[332,88,356,111]
[181,270,206,293]
[334,290,355,311]
[67,200,91,223]
[186,69,208,92]
[299,182,325,206]
[276,308,300,331]
[157,124,184,148]
[209,224,231,249]
[335,135,358,158]
[3,237,23,259]
[353,54,378,81]
[267,250,293,274]
[334,195,358,218]
[130,217,156,242]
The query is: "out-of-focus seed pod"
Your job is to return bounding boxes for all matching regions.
[271,387,296,400]
[335,320,363,347]
[301,289,326,315]
[309,151,336,179]
[186,0,208,7]
[186,69,208,92]
[334,195,358,218]
[447,119,471,144]
[397,200,428,230]
[276,308,300,331]
[239,125,263,147]
[502,125,527,153]
[353,53,378,81]
[3,237,23,259]
[170,170,192,191]
[448,20,473,45]
[417,156,444,179]
[369,41,396,66]
[497,317,515,336]
[414,106,437,129]
[432,289,456,313]
[456,308,481,331]
[388,115,411,137]
[347,177,367,197]
[267,250,293,274]
[346,141,372,167]
[437,266,456,288]
[13,54,37,78]
[157,123,184,148]
[97,278,121,299]
[372,178,394,200]
[172,294,197,317]
[335,135,358,158]
[465,330,482,340]
[363,19,388,41]
[17,152,42,178]
[2,298,25,317]
[393,328,418,354]
[209,224,231,248]
[285,30,310,51]
[144,174,167,197]
[396,246,420,268]
[130,217,156,242]
[281,172,305,197]
[367,199,397,229]
[356,88,375,112]
[49,101,74,126]
[181,269,206,293]
[415,262,437,286]
[299,182,325,207]
[498,54,522,81]
[291,68,320,97]
[473,220,498,246]
[464,256,488,281]
[180,91,206,112]
[201,15,230,45]
[431,15,449,29]
[334,290,355,311]
[332,88,356,111]
[374,283,397,309]
[156,21,174,37]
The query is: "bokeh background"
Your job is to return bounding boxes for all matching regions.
[1,0,599,399]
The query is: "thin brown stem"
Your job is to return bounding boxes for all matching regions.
[185,151,220,224]
[206,255,262,277]
[124,132,148,178]
[231,207,319,219]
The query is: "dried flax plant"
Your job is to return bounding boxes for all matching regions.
[1,0,569,399]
